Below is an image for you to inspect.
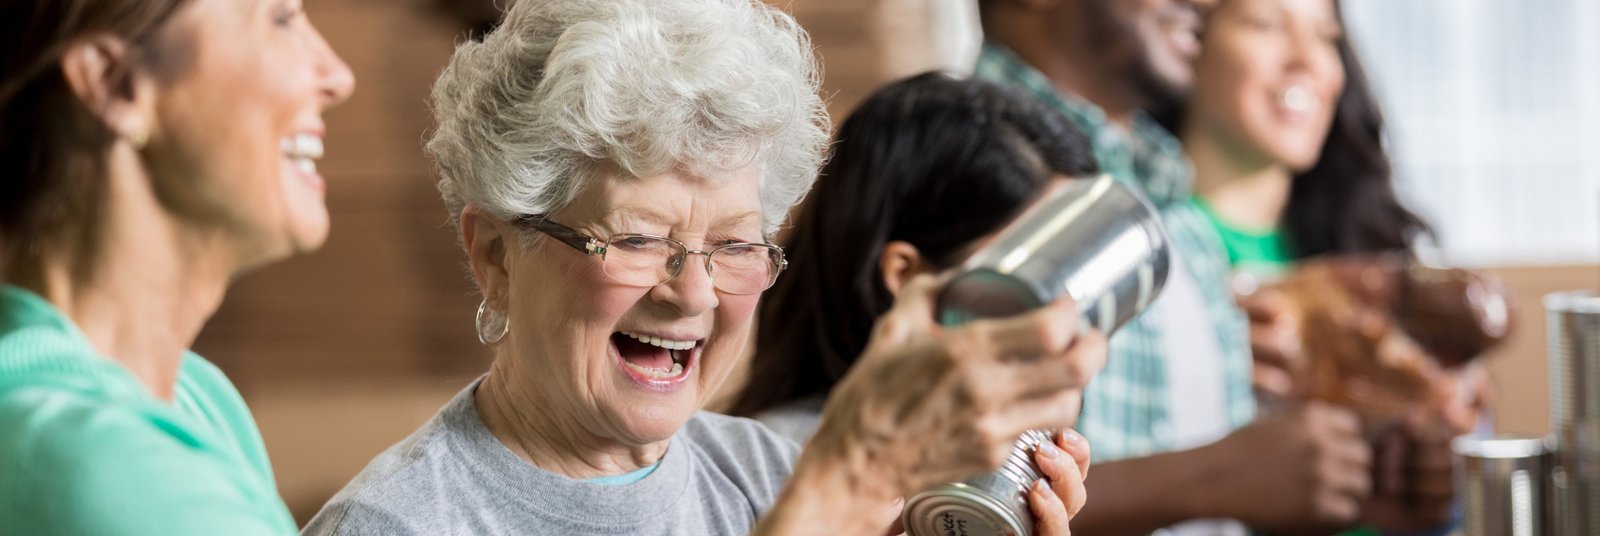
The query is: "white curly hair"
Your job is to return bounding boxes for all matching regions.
[426,0,829,238]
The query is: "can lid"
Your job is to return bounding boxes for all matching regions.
[903,484,1029,536]
[1451,435,1549,459]
[1545,290,1600,314]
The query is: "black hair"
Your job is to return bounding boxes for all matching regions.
[729,72,1098,417]
[1155,5,1433,259]
[1284,35,1433,258]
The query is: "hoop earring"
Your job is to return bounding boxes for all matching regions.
[476,299,508,345]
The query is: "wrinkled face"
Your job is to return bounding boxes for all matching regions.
[1090,0,1215,110]
[1188,0,1345,170]
[146,0,354,269]
[502,167,767,445]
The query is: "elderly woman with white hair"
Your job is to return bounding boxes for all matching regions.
[303,1,1104,534]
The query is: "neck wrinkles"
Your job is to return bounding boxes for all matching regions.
[476,360,670,479]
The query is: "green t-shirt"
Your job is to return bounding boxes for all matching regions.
[0,285,296,535]
[1191,196,1294,278]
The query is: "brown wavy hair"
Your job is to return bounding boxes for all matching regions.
[1281,33,1433,258]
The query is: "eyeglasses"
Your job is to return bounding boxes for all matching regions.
[515,215,787,295]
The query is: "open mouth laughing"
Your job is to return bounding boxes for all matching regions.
[281,132,325,190]
[611,330,700,390]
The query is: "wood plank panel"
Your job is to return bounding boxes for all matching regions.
[1479,265,1600,436]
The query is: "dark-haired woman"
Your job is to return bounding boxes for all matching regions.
[1179,0,1430,279]
[1176,0,1475,532]
[731,73,1106,530]
[0,0,353,533]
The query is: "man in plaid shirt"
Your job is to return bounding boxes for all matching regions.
[976,0,1376,534]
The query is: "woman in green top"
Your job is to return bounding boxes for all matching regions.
[1178,0,1431,275]
[1172,0,1463,534]
[0,0,354,533]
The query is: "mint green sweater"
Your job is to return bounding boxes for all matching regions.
[0,286,296,535]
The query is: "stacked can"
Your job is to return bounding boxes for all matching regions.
[903,175,1171,536]
[1453,436,1549,536]
[1545,291,1600,536]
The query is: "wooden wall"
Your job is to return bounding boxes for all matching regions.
[1476,265,1600,437]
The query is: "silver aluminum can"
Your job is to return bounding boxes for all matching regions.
[1452,435,1549,536]
[1545,291,1600,535]
[903,430,1054,536]
[936,174,1171,336]
[905,175,1171,536]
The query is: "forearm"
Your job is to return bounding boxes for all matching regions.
[1068,446,1220,535]
[756,453,899,536]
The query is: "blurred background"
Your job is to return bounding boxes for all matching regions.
[188,0,1600,523]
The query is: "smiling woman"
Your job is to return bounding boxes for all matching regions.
[0,0,352,534]
[1175,0,1460,531]
[301,1,1106,535]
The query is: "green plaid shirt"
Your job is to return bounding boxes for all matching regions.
[975,43,1255,462]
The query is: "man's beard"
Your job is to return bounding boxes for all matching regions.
[1125,56,1191,114]
[1084,0,1194,114]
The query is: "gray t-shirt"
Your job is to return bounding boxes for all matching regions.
[752,394,825,447]
[302,379,801,535]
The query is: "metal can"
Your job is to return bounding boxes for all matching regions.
[935,174,1171,336]
[905,175,1172,536]
[1453,435,1549,536]
[903,430,1054,536]
[1545,291,1600,536]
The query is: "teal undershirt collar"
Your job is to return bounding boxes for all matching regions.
[584,462,659,486]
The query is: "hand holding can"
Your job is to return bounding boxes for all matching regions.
[903,175,1172,536]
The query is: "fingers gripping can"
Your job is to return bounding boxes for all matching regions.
[903,430,1055,536]
[904,175,1171,536]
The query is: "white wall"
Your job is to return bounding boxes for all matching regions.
[1343,0,1600,267]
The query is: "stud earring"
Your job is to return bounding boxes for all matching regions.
[126,129,149,150]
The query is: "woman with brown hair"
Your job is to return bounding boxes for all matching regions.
[0,0,353,533]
